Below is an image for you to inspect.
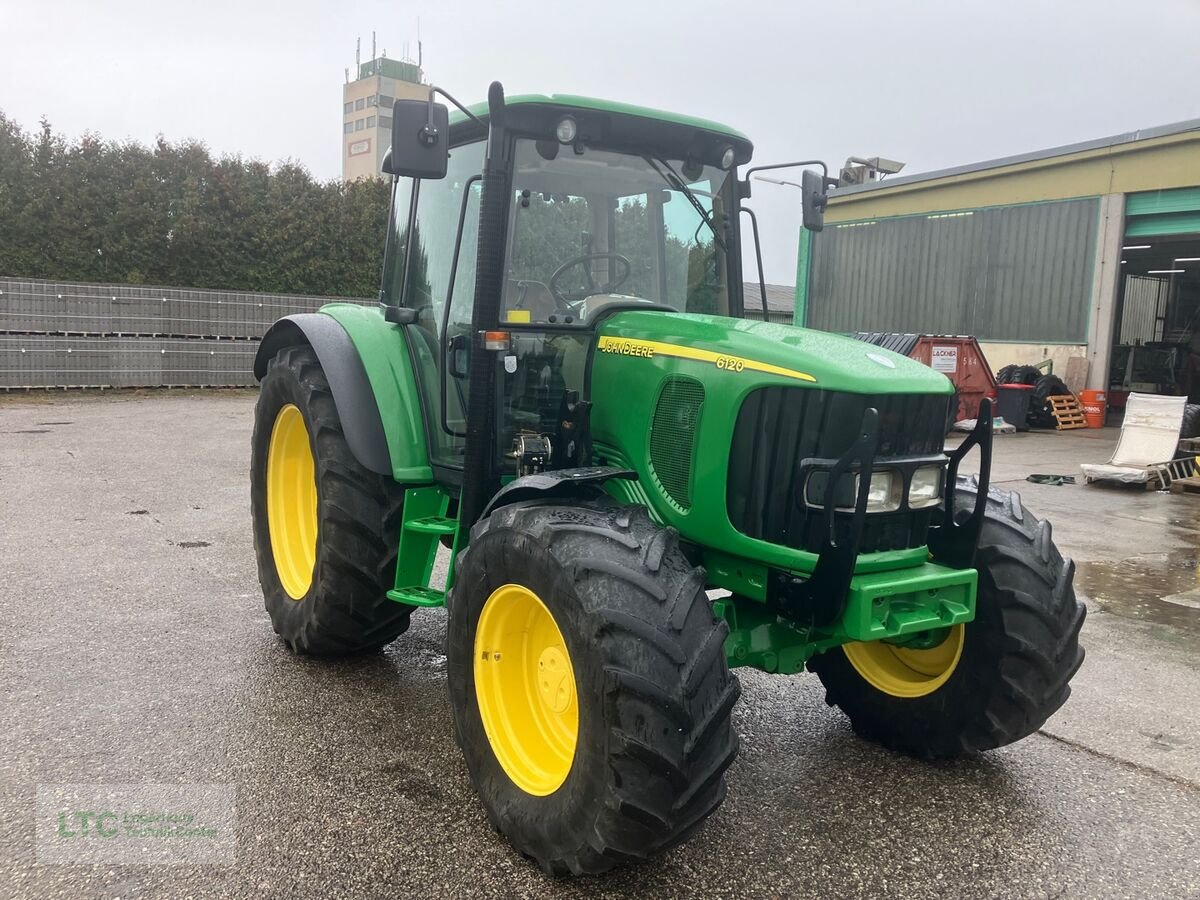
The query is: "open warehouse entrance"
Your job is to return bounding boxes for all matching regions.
[1112,188,1200,407]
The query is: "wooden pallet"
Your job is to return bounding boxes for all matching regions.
[1169,475,1200,495]
[1048,394,1088,430]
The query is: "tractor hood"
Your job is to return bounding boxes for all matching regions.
[595,311,953,395]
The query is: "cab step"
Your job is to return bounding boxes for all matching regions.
[405,515,457,535]
[387,586,447,607]
[386,485,461,609]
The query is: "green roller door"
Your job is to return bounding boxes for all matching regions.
[1125,187,1200,237]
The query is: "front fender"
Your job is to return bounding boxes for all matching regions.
[254,305,433,483]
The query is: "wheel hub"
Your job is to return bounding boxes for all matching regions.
[537,647,573,714]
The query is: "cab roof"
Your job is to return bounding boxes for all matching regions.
[452,93,748,140]
[448,94,753,165]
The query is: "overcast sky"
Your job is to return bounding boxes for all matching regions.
[4,0,1200,284]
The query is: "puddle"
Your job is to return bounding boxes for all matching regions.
[1076,550,1200,634]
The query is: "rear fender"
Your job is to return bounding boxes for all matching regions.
[254,306,433,483]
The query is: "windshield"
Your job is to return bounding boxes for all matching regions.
[501,140,734,326]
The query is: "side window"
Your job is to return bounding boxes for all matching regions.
[401,141,486,336]
[381,177,416,305]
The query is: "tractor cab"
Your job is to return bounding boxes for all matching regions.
[378,93,756,488]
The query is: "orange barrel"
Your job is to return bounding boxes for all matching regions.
[1080,389,1107,428]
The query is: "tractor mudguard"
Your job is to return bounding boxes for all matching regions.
[478,467,637,523]
[254,307,433,483]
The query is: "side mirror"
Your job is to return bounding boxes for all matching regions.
[383,98,449,179]
[801,169,828,233]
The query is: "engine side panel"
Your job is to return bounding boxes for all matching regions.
[588,310,953,576]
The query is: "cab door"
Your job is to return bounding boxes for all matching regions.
[381,140,485,471]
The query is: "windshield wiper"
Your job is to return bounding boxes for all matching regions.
[645,156,726,251]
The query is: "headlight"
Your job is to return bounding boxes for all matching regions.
[864,470,901,512]
[805,469,900,512]
[908,465,943,509]
[804,471,856,510]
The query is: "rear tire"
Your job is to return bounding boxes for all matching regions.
[251,345,411,655]
[807,477,1085,758]
[447,500,739,875]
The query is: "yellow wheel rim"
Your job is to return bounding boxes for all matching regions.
[474,584,579,796]
[266,403,318,600]
[843,624,965,699]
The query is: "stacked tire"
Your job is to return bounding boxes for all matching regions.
[995,366,1071,429]
[995,365,1042,388]
[1182,404,1200,439]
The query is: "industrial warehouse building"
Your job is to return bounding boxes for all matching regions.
[799,119,1200,402]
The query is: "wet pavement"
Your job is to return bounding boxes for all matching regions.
[3,393,1200,899]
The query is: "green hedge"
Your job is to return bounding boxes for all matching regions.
[0,112,390,298]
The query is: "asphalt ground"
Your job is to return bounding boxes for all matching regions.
[2,391,1200,899]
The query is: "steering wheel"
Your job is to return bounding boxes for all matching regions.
[548,253,632,306]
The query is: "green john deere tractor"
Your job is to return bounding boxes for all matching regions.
[250,83,1085,875]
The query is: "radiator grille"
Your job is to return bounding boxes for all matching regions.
[650,377,705,509]
[727,388,950,553]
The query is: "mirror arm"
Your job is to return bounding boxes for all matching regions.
[740,159,830,197]
[428,86,486,127]
[739,207,770,322]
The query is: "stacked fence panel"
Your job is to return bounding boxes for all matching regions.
[0,277,370,388]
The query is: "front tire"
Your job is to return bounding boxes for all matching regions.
[251,344,411,655]
[447,500,740,875]
[808,477,1085,758]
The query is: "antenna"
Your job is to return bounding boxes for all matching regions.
[344,67,349,84]
[417,17,423,68]
[371,31,376,60]
[355,37,360,71]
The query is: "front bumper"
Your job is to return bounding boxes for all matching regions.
[838,561,976,643]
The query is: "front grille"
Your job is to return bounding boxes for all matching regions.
[650,377,705,509]
[727,387,950,554]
